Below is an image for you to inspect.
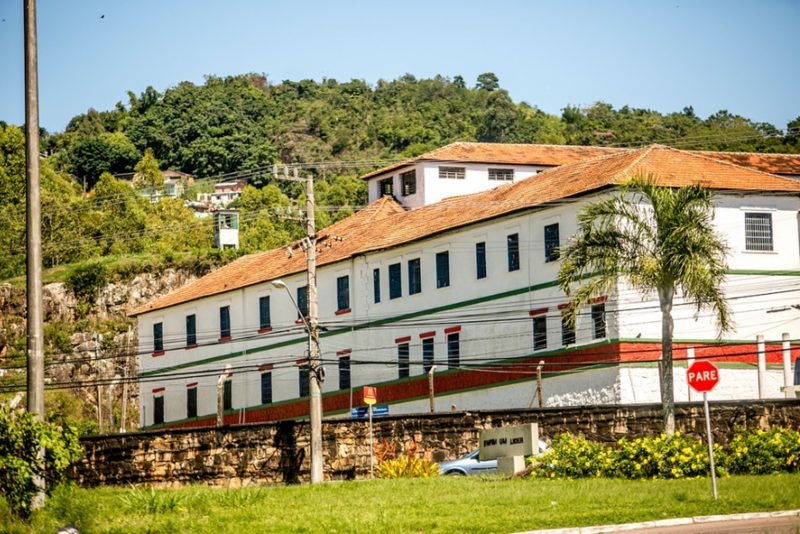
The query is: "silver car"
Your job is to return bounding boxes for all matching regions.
[438,440,549,476]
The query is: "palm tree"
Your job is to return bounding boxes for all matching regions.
[557,175,732,436]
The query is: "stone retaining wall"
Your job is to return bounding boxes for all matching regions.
[72,400,800,487]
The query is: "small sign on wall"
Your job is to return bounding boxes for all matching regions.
[479,423,539,461]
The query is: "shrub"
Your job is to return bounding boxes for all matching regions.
[724,427,800,475]
[0,403,83,518]
[65,262,108,304]
[376,440,439,479]
[610,433,719,479]
[528,434,611,478]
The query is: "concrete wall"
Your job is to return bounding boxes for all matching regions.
[72,400,800,488]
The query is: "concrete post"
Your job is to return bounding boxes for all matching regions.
[783,333,793,399]
[757,334,766,399]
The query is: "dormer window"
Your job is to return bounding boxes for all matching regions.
[488,168,514,181]
[439,166,465,179]
[401,170,416,196]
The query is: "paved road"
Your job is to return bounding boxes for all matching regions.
[634,515,800,533]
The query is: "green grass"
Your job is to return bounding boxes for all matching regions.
[2,474,799,534]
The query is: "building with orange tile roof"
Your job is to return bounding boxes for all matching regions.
[133,145,800,430]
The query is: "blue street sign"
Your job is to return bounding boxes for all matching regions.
[351,404,389,419]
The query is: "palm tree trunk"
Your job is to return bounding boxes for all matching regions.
[658,285,676,436]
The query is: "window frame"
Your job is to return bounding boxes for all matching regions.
[373,268,381,303]
[438,166,466,179]
[185,314,196,347]
[186,385,197,418]
[336,275,350,311]
[422,337,435,374]
[744,212,774,252]
[507,233,520,272]
[379,177,393,196]
[297,286,309,319]
[592,303,607,339]
[153,322,164,353]
[447,332,460,369]
[223,379,232,411]
[476,241,487,279]
[435,251,450,288]
[219,305,231,340]
[408,258,422,295]
[299,363,310,398]
[561,313,576,346]
[389,263,402,299]
[401,170,416,196]
[259,295,271,331]
[544,223,560,263]
[398,342,410,379]
[338,355,351,390]
[533,316,547,351]
[260,372,273,405]
[153,395,164,425]
[488,168,514,181]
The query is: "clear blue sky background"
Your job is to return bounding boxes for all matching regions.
[1,0,798,133]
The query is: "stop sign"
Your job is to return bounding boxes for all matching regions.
[687,360,720,393]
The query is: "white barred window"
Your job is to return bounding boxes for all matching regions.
[745,213,773,251]
[439,166,465,179]
[488,168,514,181]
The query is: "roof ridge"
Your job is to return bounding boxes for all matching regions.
[611,144,661,182]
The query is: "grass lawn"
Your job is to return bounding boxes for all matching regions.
[2,474,799,534]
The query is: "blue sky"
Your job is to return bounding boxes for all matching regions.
[1,0,798,133]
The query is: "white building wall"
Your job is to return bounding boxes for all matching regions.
[367,162,549,208]
[137,191,800,426]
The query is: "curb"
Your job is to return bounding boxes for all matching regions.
[517,509,800,533]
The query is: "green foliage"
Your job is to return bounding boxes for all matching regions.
[68,131,140,190]
[724,427,800,475]
[378,455,440,479]
[65,262,108,303]
[121,487,187,514]
[134,147,163,190]
[0,403,83,518]
[530,428,800,480]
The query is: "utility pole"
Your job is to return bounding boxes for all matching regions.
[305,171,324,484]
[95,333,103,434]
[536,360,544,408]
[24,0,45,510]
[120,328,130,432]
[428,365,437,413]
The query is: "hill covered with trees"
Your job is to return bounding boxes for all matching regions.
[2,72,799,280]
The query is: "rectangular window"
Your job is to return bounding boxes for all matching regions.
[533,316,547,351]
[476,241,487,279]
[592,303,607,339]
[488,168,514,181]
[447,333,460,369]
[260,372,272,405]
[436,251,450,288]
[544,223,560,263]
[223,379,232,410]
[153,322,164,353]
[507,233,520,272]
[153,395,164,425]
[299,364,309,398]
[401,170,416,196]
[259,296,271,330]
[408,258,422,295]
[297,286,308,318]
[439,166,466,179]
[337,275,350,311]
[339,355,351,390]
[745,212,773,251]
[373,268,381,303]
[379,177,393,196]
[389,263,402,299]
[561,314,576,346]
[185,315,196,347]
[219,306,231,339]
[398,343,410,379]
[423,337,434,374]
[187,386,197,418]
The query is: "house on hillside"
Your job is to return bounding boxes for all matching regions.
[115,169,194,201]
[362,142,800,209]
[131,144,800,429]
[196,181,247,208]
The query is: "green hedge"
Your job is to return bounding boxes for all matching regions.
[529,427,800,480]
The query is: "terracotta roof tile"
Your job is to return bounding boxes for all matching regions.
[689,150,800,175]
[360,142,626,179]
[132,145,800,316]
